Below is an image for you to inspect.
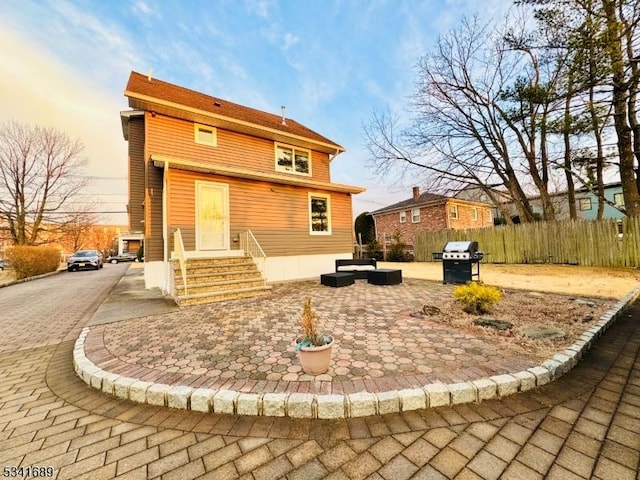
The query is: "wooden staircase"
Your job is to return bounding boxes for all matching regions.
[171,255,271,306]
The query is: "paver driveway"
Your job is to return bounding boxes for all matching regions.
[0,267,639,479]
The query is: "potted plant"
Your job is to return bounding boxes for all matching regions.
[295,297,334,375]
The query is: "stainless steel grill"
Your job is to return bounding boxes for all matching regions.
[439,241,483,284]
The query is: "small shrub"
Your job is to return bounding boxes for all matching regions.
[453,282,503,314]
[5,245,61,280]
[366,239,383,260]
[386,230,408,262]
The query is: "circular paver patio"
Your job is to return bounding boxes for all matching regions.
[86,279,555,395]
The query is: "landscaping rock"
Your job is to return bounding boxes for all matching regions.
[528,292,546,298]
[521,325,566,341]
[474,317,514,331]
[574,298,597,307]
[422,305,441,316]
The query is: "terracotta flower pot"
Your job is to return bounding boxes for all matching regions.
[296,336,334,375]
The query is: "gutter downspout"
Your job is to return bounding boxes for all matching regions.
[163,160,169,293]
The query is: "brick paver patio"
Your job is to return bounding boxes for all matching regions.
[83,279,612,397]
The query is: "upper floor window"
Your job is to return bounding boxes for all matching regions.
[579,198,592,211]
[309,193,331,234]
[411,208,420,223]
[450,205,459,220]
[471,207,478,221]
[399,211,406,223]
[194,123,217,146]
[614,193,625,207]
[276,143,311,175]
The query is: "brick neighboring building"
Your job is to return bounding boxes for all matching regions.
[371,187,494,248]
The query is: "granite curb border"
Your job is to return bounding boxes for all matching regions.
[73,286,640,418]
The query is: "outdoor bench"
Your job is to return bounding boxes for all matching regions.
[335,258,377,280]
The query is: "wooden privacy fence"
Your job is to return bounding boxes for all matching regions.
[414,217,640,267]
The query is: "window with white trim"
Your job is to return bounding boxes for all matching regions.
[194,123,217,146]
[471,207,478,221]
[450,205,459,220]
[399,211,406,223]
[411,208,420,223]
[614,193,625,207]
[276,143,311,175]
[309,193,331,234]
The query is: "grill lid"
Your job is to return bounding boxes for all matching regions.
[443,241,477,253]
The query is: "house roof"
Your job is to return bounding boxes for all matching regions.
[371,192,449,215]
[124,71,344,155]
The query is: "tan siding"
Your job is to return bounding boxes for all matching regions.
[166,169,353,256]
[170,226,195,252]
[147,114,331,182]
[251,227,352,256]
[128,118,145,233]
[145,163,164,261]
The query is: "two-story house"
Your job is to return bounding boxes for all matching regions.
[121,71,364,304]
[371,187,493,249]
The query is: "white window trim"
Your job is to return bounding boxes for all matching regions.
[450,205,459,220]
[411,208,420,223]
[194,123,217,147]
[399,211,406,223]
[308,192,331,235]
[471,207,478,221]
[275,142,312,176]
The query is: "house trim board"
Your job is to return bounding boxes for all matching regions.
[151,154,364,195]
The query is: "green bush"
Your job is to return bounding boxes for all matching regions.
[5,246,61,280]
[453,282,503,314]
[366,239,384,260]
[386,230,410,262]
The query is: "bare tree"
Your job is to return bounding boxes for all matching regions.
[89,225,119,257]
[55,212,98,253]
[522,0,640,215]
[0,121,88,245]
[365,15,568,223]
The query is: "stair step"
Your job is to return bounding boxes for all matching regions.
[175,262,259,275]
[172,257,254,268]
[177,285,272,306]
[176,278,266,294]
[176,270,262,283]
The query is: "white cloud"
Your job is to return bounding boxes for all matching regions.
[245,0,274,19]
[282,32,299,50]
[132,0,153,17]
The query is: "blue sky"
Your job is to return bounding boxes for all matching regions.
[0,0,509,224]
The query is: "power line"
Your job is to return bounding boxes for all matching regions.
[68,175,127,180]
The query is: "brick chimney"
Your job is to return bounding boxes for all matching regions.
[412,186,420,201]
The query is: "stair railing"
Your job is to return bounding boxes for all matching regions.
[239,230,266,275]
[173,228,188,296]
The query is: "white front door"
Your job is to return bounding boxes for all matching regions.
[196,181,230,251]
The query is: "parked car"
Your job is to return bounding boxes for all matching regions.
[0,260,8,270]
[67,250,103,271]
[106,252,139,264]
